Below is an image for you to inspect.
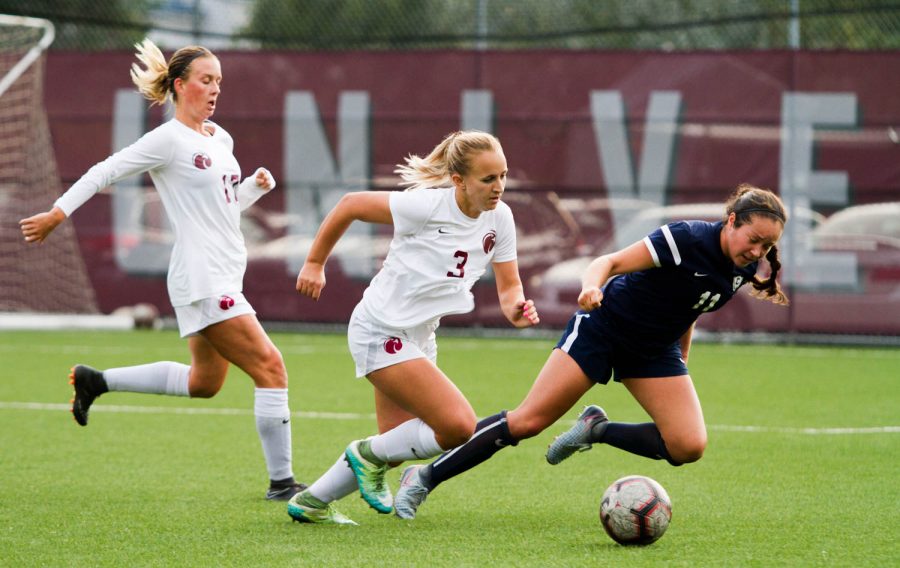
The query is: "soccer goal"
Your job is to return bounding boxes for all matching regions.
[0,15,100,317]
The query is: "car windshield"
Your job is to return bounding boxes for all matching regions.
[814,203,900,240]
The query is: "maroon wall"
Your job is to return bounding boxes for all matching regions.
[42,50,900,334]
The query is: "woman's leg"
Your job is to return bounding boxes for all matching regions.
[392,349,595,519]
[302,382,422,507]
[367,357,477,451]
[506,349,596,439]
[546,375,706,466]
[197,314,301,497]
[425,349,593,486]
[298,357,475,516]
[618,375,707,464]
[68,333,226,427]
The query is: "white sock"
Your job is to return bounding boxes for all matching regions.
[307,452,358,504]
[369,418,445,462]
[104,362,190,396]
[255,388,294,481]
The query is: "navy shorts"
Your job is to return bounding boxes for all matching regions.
[555,311,688,384]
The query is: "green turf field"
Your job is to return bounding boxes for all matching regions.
[1,330,897,567]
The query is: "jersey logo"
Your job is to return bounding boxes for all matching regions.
[218,295,235,310]
[482,230,497,254]
[733,276,744,291]
[384,336,403,354]
[192,152,212,170]
[437,227,451,234]
[694,272,708,277]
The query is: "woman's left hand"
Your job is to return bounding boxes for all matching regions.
[254,168,276,190]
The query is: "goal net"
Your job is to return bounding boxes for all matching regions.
[0,15,98,314]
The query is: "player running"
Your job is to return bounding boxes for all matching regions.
[19,39,305,501]
[392,184,789,519]
[287,130,540,524]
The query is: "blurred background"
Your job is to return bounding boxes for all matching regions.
[1,0,898,342]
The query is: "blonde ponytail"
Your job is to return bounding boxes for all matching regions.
[130,38,170,106]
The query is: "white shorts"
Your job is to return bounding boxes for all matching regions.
[347,303,439,378]
[174,292,256,337]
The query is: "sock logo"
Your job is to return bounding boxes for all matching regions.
[219,295,235,310]
[384,336,403,354]
[282,418,290,424]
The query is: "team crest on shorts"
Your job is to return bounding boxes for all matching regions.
[482,230,497,254]
[733,276,744,291]
[219,295,235,310]
[384,336,403,354]
[192,152,212,170]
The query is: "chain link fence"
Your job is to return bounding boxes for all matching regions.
[2,0,899,51]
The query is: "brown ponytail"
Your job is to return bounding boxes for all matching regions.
[749,245,789,305]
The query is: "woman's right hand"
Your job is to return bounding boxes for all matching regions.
[296,261,326,300]
[19,207,66,244]
[577,286,603,312]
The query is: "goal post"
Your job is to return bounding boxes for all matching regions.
[0,15,55,97]
[0,14,100,315]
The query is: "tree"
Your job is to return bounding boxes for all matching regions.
[0,0,151,50]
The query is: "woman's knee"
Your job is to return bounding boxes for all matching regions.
[253,348,288,388]
[188,375,224,398]
[665,431,708,464]
[435,412,477,449]
[507,411,551,440]
[186,361,228,398]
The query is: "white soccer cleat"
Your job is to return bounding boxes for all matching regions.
[545,405,608,465]
[394,465,430,520]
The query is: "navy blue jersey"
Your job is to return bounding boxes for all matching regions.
[599,220,758,354]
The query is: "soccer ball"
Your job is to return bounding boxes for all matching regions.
[132,302,160,330]
[599,475,672,545]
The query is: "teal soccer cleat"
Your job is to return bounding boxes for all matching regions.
[287,492,357,525]
[345,439,393,513]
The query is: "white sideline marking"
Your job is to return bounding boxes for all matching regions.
[0,402,897,434]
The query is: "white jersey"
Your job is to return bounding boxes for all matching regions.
[361,187,517,328]
[55,119,268,307]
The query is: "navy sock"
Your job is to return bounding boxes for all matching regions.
[423,411,518,489]
[599,422,682,466]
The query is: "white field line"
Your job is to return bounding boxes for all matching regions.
[1,401,897,434]
[0,401,374,420]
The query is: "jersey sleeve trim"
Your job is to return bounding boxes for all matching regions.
[660,224,682,266]
[643,236,661,267]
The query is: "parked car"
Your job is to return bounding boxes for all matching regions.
[795,202,900,335]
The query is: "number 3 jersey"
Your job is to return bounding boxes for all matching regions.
[54,119,268,307]
[361,187,517,328]
[600,220,759,354]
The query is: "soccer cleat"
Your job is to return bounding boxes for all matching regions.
[287,494,357,525]
[546,405,609,465]
[393,465,430,520]
[266,480,309,501]
[69,364,108,427]
[344,439,393,513]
